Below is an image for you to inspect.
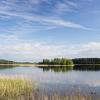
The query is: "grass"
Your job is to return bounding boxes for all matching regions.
[0,76,98,100]
[0,77,35,100]
[31,91,95,100]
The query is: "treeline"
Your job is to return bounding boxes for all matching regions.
[16,62,33,64]
[0,60,33,64]
[1,58,100,65]
[39,58,100,65]
[0,60,16,64]
[39,58,74,65]
[73,58,100,64]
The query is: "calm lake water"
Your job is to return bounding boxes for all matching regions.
[0,66,100,96]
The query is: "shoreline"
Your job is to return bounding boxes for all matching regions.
[0,64,100,67]
[0,64,74,67]
[0,64,100,66]
[75,64,100,65]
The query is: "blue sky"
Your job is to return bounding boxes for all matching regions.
[0,0,100,62]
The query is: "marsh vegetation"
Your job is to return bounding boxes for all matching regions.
[0,77,34,100]
[0,77,97,100]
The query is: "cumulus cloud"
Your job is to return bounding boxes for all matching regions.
[0,34,100,61]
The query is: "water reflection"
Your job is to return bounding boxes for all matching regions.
[0,65,16,69]
[38,65,100,72]
[74,65,100,71]
[1,65,100,71]
[38,66,73,72]
[0,66,100,96]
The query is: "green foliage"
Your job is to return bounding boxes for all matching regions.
[0,59,16,64]
[0,59,33,65]
[39,58,74,65]
[73,58,100,64]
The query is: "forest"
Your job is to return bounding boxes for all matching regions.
[0,60,15,64]
[73,58,100,65]
[39,58,100,65]
[1,58,100,65]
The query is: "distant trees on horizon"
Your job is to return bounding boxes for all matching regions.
[39,58,74,65]
[0,58,100,65]
[0,60,15,64]
[39,58,100,65]
[73,58,100,64]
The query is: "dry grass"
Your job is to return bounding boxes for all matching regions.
[0,77,34,100]
[0,75,98,100]
[31,91,94,100]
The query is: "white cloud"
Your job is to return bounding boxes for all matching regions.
[0,0,89,30]
[0,34,19,41]
[0,10,89,30]
[56,2,71,12]
[0,0,96,62]
[0,35,100,62]
[54,0,78,13]
[66,1,77,7]
[43,18,89,29]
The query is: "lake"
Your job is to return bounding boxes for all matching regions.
[0,66,100,97]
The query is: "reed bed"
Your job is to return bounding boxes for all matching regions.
[0,75,98,100]
[30,91,95,100]
[0,76,34,100]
